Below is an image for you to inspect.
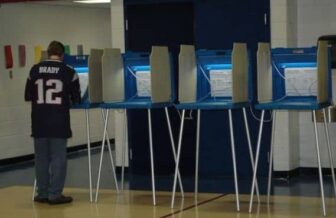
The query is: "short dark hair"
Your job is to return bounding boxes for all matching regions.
[47,40,65,57]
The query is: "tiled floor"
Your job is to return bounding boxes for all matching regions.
[1,186,335,218]
[0,148,335,217]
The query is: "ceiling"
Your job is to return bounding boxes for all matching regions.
[0,0,110,8]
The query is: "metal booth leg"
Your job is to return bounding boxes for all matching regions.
[171,109,186,208]
[228,109,240,212]
[147,109,156,206]
[249,110,265,213]
[32,179,37,200]
[100,109,119,193]
[164,107,184,197]
[85,109,93,202]
[195,109,201,203]
[242,108,260,201]
[267,110,276,203]
[121,109,127,191]
[313,110,326,216]
[323,108,336,197]
[95,109,110,202]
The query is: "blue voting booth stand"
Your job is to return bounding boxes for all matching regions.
[65,51,118,202]
[96,46,181,206]
[178,45,271,178]
[171,43,260,211]
[64,53,104,203]
[269,47,331,107]
[249,42,335,216]
[121,52,179,190]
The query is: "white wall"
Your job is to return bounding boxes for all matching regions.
[271,0,300,171]
[297,0,336,168]
[0,3,114,160]
[271,0,336,170]
[271,0,297,48]
[110,0,129,167]
[111,0,125,52]
[297,0,336,47]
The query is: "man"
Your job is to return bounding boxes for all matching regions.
[25,41,81,204]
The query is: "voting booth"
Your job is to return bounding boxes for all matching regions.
[83,49,121,201]
[178,44,251,105]
[249,42,335,216]
[100,47,174,105]
[96,46,182,205]
[66,51,100,202]
[257,43,331,106]
[171,43,258,211]
[65,51,119,202]
[70,50,120,202]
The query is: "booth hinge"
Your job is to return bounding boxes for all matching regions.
[264,13,267,25]
[267,152,270,163]
[125,19,128,31]
[129,148,132,160]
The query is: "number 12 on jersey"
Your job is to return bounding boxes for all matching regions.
[35,79,63,104]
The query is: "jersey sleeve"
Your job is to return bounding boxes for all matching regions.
[24,68,35,101]
[69,70,81,105]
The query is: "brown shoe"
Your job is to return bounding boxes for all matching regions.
[48,195,73,205]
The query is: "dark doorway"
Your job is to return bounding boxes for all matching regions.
[125,2,196,182]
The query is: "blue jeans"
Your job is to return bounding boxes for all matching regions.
[34,138,67,200]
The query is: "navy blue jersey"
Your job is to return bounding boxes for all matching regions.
[24,60,81,138]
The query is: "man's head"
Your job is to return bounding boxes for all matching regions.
[47,40,65,60]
